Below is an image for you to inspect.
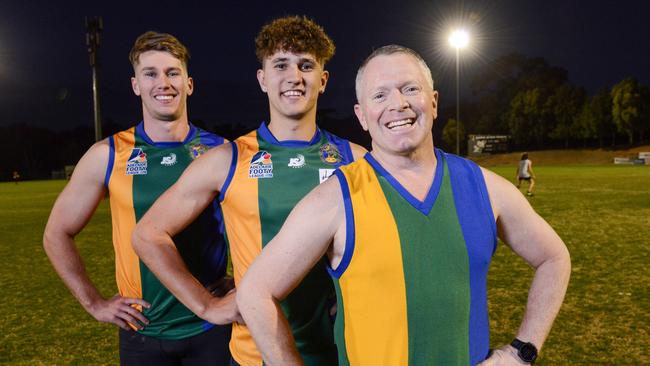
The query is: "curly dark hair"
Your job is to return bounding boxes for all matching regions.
[129,31,190,70]
[255,15,335,65]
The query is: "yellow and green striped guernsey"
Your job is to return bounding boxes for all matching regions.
[105,122,227,340]
[331,149,496,366]
[220,122,354,366]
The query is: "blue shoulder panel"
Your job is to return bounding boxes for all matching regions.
[327,169,356,279]
[443,149,496,365]
[104,136,115,189]
[321,130,354,166]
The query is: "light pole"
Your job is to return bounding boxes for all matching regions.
[448,29,469,155]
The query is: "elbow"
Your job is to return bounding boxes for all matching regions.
[131,224,148,257]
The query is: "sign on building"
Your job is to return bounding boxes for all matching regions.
[468,135,511,156]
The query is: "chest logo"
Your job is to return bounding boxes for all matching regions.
[189,144,208,160]
[249,150,273,178]
[319,143,342,165]
[288,154,305,168]
[126,148,148,175]
[161,153,177,166]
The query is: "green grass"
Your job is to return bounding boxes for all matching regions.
[1,166,649,364]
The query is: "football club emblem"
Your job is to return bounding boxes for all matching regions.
[319,143,342,165]
[126,148,148,175]
[189,144,208,160]
[161,153,177,166]
[288,154,305,168]
[249,150,274,178]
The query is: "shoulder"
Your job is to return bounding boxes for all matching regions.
[349,143,368,161]
[194,127,227,147]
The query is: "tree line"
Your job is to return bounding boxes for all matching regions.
[441,53,650,152]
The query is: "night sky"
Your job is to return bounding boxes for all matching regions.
[1,0,649,134]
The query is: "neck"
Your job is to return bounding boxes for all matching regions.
[370,139,437,174]
[267,111,317,141]
[142,116,190,142]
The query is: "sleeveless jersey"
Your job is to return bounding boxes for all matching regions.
[105,122,227,340]
[220,122,354,366]
[518,159,532,178]
[330,149,496,366]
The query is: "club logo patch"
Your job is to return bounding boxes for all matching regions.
[319,143,342,165]
[161,153,177,166]
[126,148,148,175]
[249,150,273,178]
[288,154,305,168]
[319,169,335,183]
[189,144,209,160]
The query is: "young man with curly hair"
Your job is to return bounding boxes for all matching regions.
[44,31,235,365]
[133,16,366,366]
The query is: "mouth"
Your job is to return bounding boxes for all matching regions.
[281,90,305,98]
[385,118,415,130]
[154,94,176,102]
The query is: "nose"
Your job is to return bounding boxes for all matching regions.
[388,89,409,111]
[156,74,172,89]
[286,64,304,85]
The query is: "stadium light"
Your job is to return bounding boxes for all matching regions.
[449,29,469,155]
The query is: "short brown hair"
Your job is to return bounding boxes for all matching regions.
[255,15,335,65]
[355,44,434,101]
[129,31,190,70]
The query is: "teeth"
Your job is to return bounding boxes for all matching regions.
[283,90,303,97]
[155,95,173,101]
[387,119,413,129]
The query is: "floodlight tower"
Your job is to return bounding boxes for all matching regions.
[86,16,103,142]
[448,29,469,155]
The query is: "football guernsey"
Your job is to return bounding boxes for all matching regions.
[220,122,354,366]
[330,149,497,366]
[105,122,228,340]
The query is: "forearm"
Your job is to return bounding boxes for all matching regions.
[516,250,571,348]
[43,231,104,312]
[238,292,303,366]
[132,230,215,319]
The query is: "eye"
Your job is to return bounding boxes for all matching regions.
[144,71,156,78]
[168,70,181,77]
[274,63,287,70]
[404,85,420,95]
[300,62,314,71]
[372,92,386,101]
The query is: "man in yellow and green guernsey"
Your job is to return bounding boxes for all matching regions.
[132,16,366,366]
[43,32,237,365]
[237,45,572,366]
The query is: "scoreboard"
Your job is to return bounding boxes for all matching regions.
[468,135,511,155]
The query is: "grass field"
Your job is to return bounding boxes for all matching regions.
[1,164,649,365]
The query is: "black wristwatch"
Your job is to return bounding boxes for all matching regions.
[510,338,538,364]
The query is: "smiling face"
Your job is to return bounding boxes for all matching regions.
[131,50,193,123]
[256,50,329,123]
[354,53,438,157]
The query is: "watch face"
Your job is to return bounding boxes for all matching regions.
[519,343,538,362]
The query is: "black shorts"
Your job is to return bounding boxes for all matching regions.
[518,177,532,181]
[119,324,231,366]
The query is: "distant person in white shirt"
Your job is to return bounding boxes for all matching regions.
[516,152,535,196]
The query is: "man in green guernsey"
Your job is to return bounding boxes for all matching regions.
[237,45,571,366]
[132,16,366,366]
[43,31,237,365]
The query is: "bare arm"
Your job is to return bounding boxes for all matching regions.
[479,168,570,365]
[43,140,150,330]
[132,143,239,325]
[237,177,346,366]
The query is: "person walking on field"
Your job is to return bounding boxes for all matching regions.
[516,152,535,196]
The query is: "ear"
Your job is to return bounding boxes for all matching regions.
[319,70,330,94]
[354,104,368,131]
[257,69,267,93]
[431,90,439,120]
[187,76,194,96]
[131,76,140,96]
